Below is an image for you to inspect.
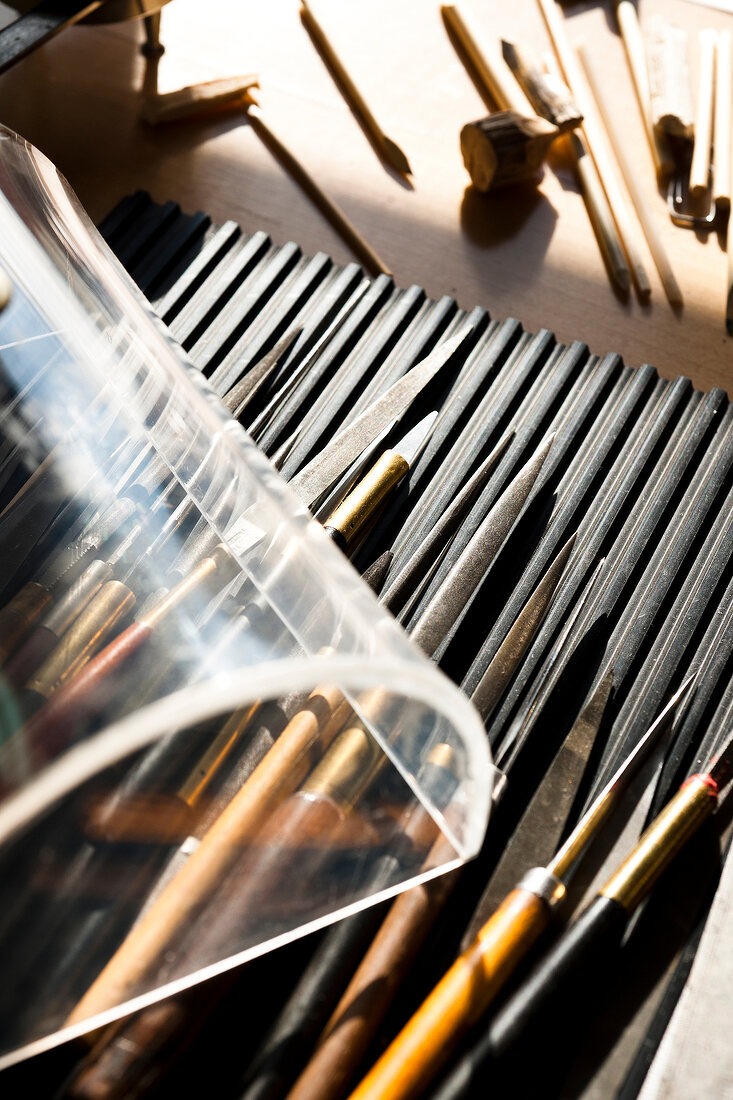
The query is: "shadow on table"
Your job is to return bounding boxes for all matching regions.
[460,180,558,254]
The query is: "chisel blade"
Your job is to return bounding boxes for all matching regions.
[288,330,472,507]
[461,667,614,949]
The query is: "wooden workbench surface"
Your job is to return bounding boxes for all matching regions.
[0,0,731,393]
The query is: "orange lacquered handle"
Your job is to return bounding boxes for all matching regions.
[348,886,552,1100]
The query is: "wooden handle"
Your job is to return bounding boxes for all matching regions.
[67,684,350,1026]
[430,894,629,1100]
[579,45,682,306]
[569,132,630,294]
[615,0,674,176]
[288,834,459,1100]
[538,0,651,297]
[441,4,533,116]
[714,30,732,209]
[348,886,551,1100]
[300,2,383,145]
[246,104,391,277]
[690,29,716,196]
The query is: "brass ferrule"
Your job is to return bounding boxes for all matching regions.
[27,581,136,698]
[601,775,717,913]
[0,581,51,626]
[301,725,382,809]
[548,783,616,880]
[325,451,409,547]
[42,560,113,637]
[140,545,237,629]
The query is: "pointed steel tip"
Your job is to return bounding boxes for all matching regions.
[516,431,555,485]
[656,672,697,726]
[490,768,507,804]
[283,324,304,348]
[527,431,556,470]
[674,671,697,701]
[476,430,514,474]
[491,428,515,458]
[396,411,439,465]
[361,551,393,595]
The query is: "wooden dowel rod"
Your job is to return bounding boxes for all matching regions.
[569,132,630,295]
[299,1,411,177]
[721,194,726,330]
[614,0,673,178]
[579,45,682,306]
[714,30,731,210]
[542,50,629,294]
[67,686,353,1026]
[441,4,534,116]
[646,17,695,140]
[140,75,259,125]
[690,29,716,197]
[538,0,651,297]
[246,102,392,278]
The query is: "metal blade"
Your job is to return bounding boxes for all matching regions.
[493,556,607,777]
[461,667,614,949]
[360,551,393,595]
[393,411,439,466]
[381,431,514,615]
[288,330,473,508]
[548,673,697,880]
[409,433,554,662]
[221,328,303,420]
[470,532,577,724]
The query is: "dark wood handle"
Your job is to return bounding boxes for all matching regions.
[429,895,629,1100]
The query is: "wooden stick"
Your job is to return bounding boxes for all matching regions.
[441,4,533,116]
[140,75,259,125]
[579,44,683,306]
[66,687,353,1026]
[537,0,651,297]
[614,0,673,178]
[721,195,726,334]
[245,101,392,278]
[542,49,630,294]
[569,132,630,295]
[299,1,411,176]
[714,30,731,211]
[690,29,716,197]
[501,39,582,133]
[646,17,694,140]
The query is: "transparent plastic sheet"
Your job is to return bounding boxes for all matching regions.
[0,127,494,1066]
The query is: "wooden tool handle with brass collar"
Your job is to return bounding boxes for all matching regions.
[347,867,564,1100]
